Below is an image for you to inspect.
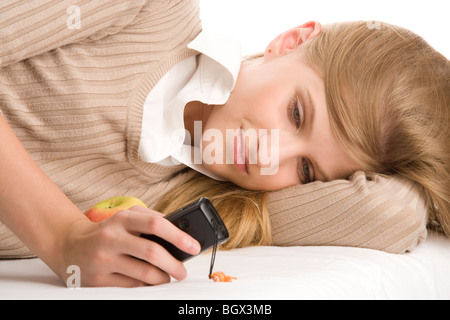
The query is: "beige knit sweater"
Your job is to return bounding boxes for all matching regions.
[0,0,427,258]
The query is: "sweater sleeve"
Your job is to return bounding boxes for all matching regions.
[267,171,428,253]
[0,0,149,68]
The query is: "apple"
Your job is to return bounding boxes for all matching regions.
[84,196,147,222]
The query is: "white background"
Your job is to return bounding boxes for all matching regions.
[200,0,449,59]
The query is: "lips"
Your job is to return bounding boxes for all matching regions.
[234,128,247,173]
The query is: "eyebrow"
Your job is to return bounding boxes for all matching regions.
[305,89,330,182]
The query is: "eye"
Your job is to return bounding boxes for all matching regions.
[301,158,311,184]
[289,97,303,129]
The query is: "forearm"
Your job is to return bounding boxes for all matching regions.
[0,116,201,287]
[0,116,85,274]
[268,171,428,253]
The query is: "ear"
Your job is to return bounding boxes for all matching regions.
[264,21,322,60]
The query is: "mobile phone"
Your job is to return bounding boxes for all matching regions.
[141,197,229,262]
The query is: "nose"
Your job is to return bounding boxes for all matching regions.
[277,130,304,163]
[257,129,302,174]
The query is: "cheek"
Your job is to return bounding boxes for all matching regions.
[233,69,286,119]
[238,165,300,191]
[239,90,289,133]
[255,168,300,191]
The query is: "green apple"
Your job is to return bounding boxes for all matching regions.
[84,196,147,222]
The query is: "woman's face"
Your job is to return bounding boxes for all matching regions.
[201,24,361,191]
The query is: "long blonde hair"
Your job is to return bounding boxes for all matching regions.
[153,172,272,249]
[155,21,450,247]
[303,21,450,235]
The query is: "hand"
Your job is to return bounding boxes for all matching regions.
[59,206,201,287]
[0,116,201,287]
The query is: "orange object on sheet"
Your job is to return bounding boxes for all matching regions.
[209,271,237,282]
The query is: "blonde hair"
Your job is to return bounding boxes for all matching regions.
[153,172,272,249]
[155,21,450,247]
[303,21,450,235]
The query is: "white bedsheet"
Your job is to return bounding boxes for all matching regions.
[0,231,449,300]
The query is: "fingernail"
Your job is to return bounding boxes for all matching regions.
[179,267,187,280]
[189,240,201,254]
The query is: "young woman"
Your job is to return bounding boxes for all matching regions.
[0,0,448,287]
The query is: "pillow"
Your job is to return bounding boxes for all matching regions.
[268,171,428,253]
[0,171,428,259]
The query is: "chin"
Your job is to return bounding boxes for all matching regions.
[227,175,258,191]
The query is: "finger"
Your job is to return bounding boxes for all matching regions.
[116,208,201,256]
[80,268,147,288]
[117,234,187,281]
[115,254,173,285]
[129,205,164,217]
[102,273,148,288]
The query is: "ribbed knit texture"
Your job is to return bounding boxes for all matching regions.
[268,171,427,253]
[0,0,428,258]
